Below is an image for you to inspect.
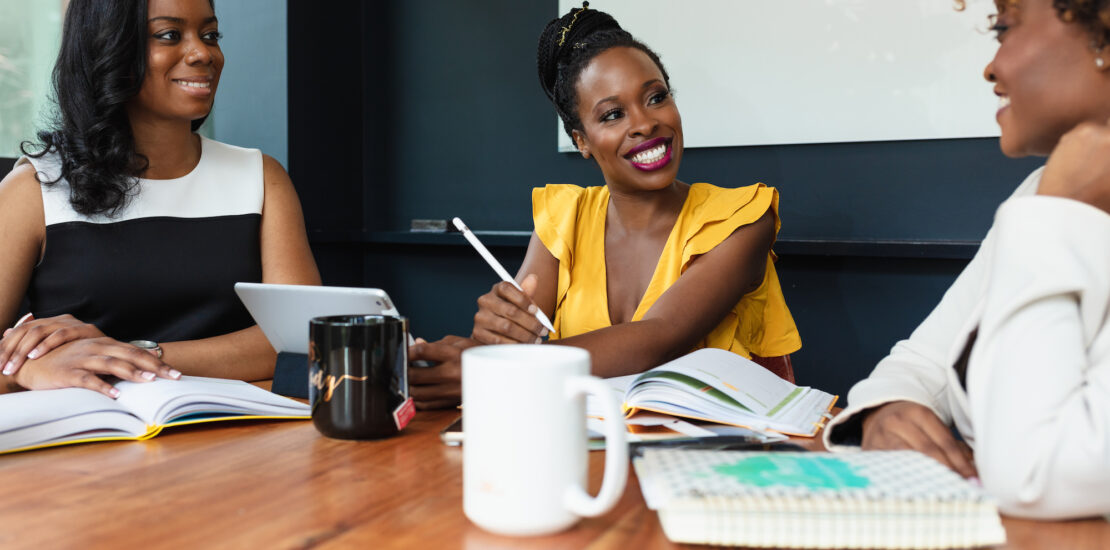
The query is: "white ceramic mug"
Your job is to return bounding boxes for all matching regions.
[461,344,628,536]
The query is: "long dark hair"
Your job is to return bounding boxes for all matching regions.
[22,0,212,217]
[536,2,670,141]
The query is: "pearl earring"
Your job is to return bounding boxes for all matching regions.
[1098,57,1106,69]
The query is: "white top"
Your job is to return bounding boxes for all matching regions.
[824,167,1110,519]
[17,136,263,225]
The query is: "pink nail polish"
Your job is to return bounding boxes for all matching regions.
[2,362,13,375]
[109,388,121,398]
[141,371,156,380]
[169,369,182,379]
[26,349,39,359]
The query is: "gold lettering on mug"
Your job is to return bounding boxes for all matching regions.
[310,369,369,402]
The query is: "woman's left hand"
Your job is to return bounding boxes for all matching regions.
[0,314,105,376]
[1038,119,1110,213]
[408,335,479,410]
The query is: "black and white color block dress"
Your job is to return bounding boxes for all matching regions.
[17,136,263,343]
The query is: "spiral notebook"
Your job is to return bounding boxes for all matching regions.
[634,449,1006,549]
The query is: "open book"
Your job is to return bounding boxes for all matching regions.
[0,376,309,454]
[602,348,837,437]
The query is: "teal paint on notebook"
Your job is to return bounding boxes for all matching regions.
[712,455,870,489]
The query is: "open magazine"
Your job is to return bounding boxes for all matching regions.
[602,348,837,437]
[0,375,309,454]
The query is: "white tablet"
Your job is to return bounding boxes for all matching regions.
[234,283,401,355]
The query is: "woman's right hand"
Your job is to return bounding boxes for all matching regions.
[11,337,181,398]
[0,314,106,376]
[1038,119,1110,213]
[861,400,978,479]
[472,274,549,344]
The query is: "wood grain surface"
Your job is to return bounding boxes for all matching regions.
[0,408,1105,549]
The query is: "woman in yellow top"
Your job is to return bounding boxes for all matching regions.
[468,3,800,378]
[408,4,801,406]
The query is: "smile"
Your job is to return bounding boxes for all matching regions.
[996,95,1010,122]
[625,137,674,172]
[173,79,210,89]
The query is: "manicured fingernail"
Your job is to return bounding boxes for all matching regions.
[534,337,543,344]
[2,362,13,375]
[109,388,121,398]
[541,328,549,337]
[527,304,537,314]
[169,369,182,379]
[968,476,982,487]
[141,371,156,380]
[26,348,39,359]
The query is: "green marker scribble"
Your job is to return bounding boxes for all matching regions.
[712,455,870,489]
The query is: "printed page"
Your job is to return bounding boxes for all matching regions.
[631,348,797,415]
[115,376,310,425]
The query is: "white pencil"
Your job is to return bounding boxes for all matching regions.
[451,217,556,334]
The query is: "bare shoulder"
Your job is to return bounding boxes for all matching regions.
[0,163,41,196]
[0,163,46,254]
[261,154,293,189]
[0,163,45,220]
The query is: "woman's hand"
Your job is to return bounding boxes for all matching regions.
[12,337,181,398]
[408,335,478,410]
[861,400,978,479]
[0,314,105,376]
[1038,119,1110,213]
[472,274,549,345]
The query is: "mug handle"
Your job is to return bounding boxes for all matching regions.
[561,375,628,518]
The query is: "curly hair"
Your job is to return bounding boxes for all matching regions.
[959,0,1110,46]
[21,0,213,217]
[536,2,671,141]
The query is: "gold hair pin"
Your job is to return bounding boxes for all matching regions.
[557,1,590,47]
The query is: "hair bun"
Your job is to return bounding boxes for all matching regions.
[536,3,623,101]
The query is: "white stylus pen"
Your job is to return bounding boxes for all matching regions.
[451,217,556,334]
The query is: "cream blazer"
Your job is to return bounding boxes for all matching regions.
[824,167,1110,519]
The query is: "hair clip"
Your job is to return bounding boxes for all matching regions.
[557,1,590,47]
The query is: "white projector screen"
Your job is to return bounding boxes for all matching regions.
[556,0,1000,151]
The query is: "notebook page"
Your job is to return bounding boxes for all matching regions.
[640,348,798,415]
[116,376,309,425]
[0,387,128,434]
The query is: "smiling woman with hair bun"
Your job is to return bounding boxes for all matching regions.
[0,0,320,398]
[407,3,801,407]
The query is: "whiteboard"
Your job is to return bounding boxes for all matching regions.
[556,0,1000,150]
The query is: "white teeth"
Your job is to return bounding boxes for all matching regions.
[999,96,1010,108]
[630,143,667,164]
[175,80,210,88]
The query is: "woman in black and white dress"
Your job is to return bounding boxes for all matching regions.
[0,0,320,398]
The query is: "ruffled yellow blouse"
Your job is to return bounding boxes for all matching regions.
[532,182,801,358]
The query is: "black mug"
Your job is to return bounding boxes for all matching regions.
[308,315,413,439]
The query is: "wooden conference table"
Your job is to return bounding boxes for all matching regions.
[0,405,1107,549]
